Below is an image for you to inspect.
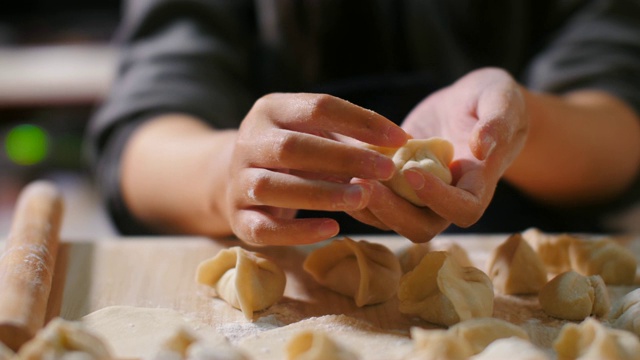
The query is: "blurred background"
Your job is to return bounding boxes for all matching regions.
[1,1,638,240]
[0,0,120,239]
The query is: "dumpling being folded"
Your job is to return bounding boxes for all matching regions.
[303,237,402,307]
[372,138,454,206]
[196,247,286,320]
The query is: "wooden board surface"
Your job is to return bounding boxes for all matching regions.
[5,233,640,359]
[45,235,505,324]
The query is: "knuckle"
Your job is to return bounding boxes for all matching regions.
[307,93,336,119]
[241,217,272,245]
[245,172,271,203]
[253,93,278,111]
[270,132,299,163]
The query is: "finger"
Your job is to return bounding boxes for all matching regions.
[267,207,298,220]
[342,180,392,229]
[345,208,391,231]
[362,180,450,243]
[403,167,493,228]
[346,179,390,229]
[471,84,526,161]
[233,209,339,246]
[248,130,397,180]
[255,93,409,147]
[238,168,374,212]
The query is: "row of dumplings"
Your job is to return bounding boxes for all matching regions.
[404,316,640,360]
[195,228,638,326]
[0,318,111,360]
[5,310,640,360]
[151,316,640,360]
[0,315,340,360]
[194,228,640,359]
[489,228,639,326]
[195,236,486,325]
[7,228,639,360]
[157,316,630,360]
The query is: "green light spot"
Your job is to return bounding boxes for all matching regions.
[5,124,49,165]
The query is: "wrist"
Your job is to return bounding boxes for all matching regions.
[503,88,640,206]
[121,114,236,236]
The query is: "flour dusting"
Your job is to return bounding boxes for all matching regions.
[216,315,282,344]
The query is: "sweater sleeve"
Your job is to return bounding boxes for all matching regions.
[85,0,255,234]
[522,0,640,228]
[524,0,640,114]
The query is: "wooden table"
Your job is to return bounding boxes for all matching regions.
[10,234,640,359]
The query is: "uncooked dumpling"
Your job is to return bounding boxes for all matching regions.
[399,241,472,274]
[610,288,640,337]
[150,327,197,360]
[521,227,576,274]
[286,331,357,360]
[469,337,550,360]
[303,237,402,307]
[407,318,530,359]
[568,237,637,285]
[373,137,454,206]
[397,251,494,326]
[196,247,286,320]
[148,326,248,360]
[486,233,548,295]
[538,271,609,321]
[553,317,640,360]
[404,328,473,360]
[522,228,637,285]
[0,343,13,360]
[447,317,530,355]
[236,314,412,360]
[17,318,112,360]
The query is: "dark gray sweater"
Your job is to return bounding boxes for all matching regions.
[87,0,640,235]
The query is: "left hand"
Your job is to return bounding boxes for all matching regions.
[348,67,529,242]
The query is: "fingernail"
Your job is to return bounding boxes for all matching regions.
[344,185,366,208]
[385,125,409,146]
[375,156,396,180]
[481,133,496,160]
[318,220,339,238]
[404,169,425,190]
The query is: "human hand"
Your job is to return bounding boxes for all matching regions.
[224,93,408,245]
[348,68,528,242]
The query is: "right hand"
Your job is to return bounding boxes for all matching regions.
[346,68,529,243]
[223,93,408,245]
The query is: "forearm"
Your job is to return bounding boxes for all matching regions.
[504,89,640,206]
[120,114,237,236]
